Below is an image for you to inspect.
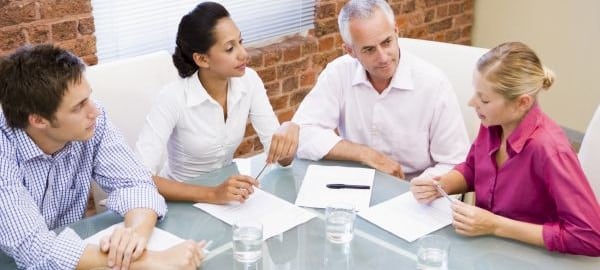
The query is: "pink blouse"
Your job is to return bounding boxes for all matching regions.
[455,104,600,256]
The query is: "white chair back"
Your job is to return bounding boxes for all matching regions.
[399,38,488,141]
[85,51,179,212]
[86,51,179,148]
[579,105,600,201]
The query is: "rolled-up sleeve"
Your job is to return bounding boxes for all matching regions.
[541,151,600,256]
[93,109,167,218]
[292,67,343,160]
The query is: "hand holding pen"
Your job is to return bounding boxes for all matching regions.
[434,181,455,204]
[211,175,258,204]
[410,176,454,204]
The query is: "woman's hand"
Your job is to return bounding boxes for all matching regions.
[209,175,259,204]
[267,121,299,165]
[451,200,499,236]
[410,176,442,204]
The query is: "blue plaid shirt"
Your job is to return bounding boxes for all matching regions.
[0,106,167,269]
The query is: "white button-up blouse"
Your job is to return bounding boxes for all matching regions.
[136,68,278,181]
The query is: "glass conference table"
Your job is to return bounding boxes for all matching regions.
[2,157,600,269]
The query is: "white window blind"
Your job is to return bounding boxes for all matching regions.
[92,0,315,63]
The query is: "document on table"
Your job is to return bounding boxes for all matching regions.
[83,222,184,251]
[295,165,375,211]
[194,188,316,240]
[358,192,453,242]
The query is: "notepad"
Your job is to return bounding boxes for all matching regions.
[295,165,375,211]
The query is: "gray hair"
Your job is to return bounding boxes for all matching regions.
[338,0,395,45]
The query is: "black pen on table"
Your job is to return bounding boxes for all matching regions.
[326,183,371,189]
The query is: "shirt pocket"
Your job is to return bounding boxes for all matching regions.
[387,130,430,172]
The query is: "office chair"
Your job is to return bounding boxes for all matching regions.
[578,104,600,201]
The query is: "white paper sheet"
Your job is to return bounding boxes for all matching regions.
[193,188,316,240]
[294,165,375,211]
[83,223,185,251]
[358,192,453,242]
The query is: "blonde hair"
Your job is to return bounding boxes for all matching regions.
[477,42,555,100]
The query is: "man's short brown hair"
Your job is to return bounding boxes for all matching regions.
[0,44,86,128]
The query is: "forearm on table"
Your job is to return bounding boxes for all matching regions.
[77,245,156,270]
[153,175,215,203]
[324,140,373,164]
[493,216,545,248]
[123,208,158,240]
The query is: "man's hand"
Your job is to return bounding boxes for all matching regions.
[209,175,259,204]
[267,121,299,165]
[451,200,499,237]
[362,149,405,179]
[100,226,147,270]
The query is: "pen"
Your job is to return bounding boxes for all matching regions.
[254,163,269,180]
[202,240,213,254]
[434,182,454,204]
[326,184,371,189]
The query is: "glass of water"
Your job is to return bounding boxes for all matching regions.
[233,219,263,263]
[325,203,356,244]
[417,234,449,270]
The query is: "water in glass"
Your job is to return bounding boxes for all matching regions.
[326,210,354,244]
[417,247,448,270]
[233,226,262,263]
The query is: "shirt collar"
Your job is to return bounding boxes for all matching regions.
[15,128,74,162]
[185,73,248,107]
[506,103,543,154]
[351,50,415,91]
[15,128,44,162]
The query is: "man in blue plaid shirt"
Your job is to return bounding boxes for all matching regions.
[0,45,206,269]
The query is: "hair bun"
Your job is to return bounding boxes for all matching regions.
[172,45,198,78]
[542,67,555,89]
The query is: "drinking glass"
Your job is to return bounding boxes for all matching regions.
[325,203,356,244]
[416,234,449,270]
[233,219,263,263]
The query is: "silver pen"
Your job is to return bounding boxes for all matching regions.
[254,163,269,180]
[434,182,454,204]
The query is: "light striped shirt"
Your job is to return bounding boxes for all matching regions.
[0,106,167,269]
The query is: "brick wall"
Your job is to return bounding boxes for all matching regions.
[0,0,97,65]
[235,0,474,157]
[0,0,474,158]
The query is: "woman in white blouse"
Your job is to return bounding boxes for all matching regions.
[136,2,299,204]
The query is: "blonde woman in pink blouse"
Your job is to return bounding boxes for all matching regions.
[410,42,600,256]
